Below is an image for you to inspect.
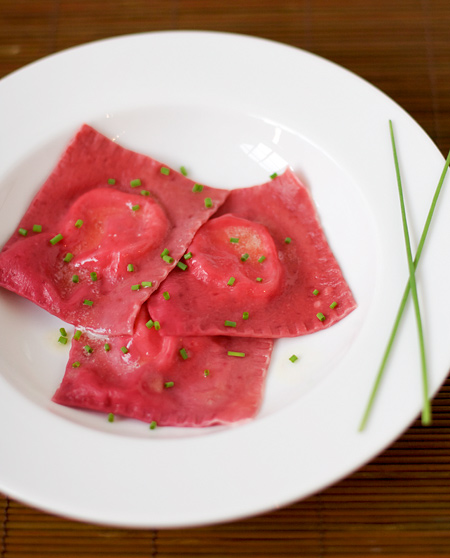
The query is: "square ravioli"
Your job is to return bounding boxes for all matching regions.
[52,308,274,427]
[0,125,229,335]
[147,169,357,337]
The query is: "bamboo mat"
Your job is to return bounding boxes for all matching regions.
[1,0,450,556]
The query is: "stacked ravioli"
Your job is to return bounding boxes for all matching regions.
[0,125,356,427]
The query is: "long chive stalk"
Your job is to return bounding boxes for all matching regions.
[359,132,450,431]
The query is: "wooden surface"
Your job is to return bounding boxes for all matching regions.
[1,0,450,556]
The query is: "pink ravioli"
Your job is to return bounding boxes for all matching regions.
[0,125,229,335]
[147,169,356,338]
[52,308,273,427]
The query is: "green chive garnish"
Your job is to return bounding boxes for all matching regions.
[289,354,298,363]
[228,351,245,358]
[243,312,249,320]
[75,220,83,228]
[32,224,42,233]
[161,248,169,257]
[72,274,79,283]
[84,345,93,354]
[184,252,192,260]
[313,289,319,296]
[107,178,116,185]
[177,261,188,271]
[285,237,292,244]
[258,256,266,263]
[256,277,263,282]
[140,189,150,196]
[163,291,170,300]
[74,330,82,341]
[90,271,98,281]
[141,281,152,288]
[83,299,93,306]
[127,264,134,272]
[58,336,68,345]
[130,179,141,187]
[146,319,154,329]
[131,284,140,291]
[192,183,203,192]
[104,343,111,352]
[179,348,188,360]
[149,420,157,429]
[108,413,114,422]
[330,301,337,309]
[204,197,213,208]
[162,255,174,264]
[230,237,239,243]
[227,277,235,286]
[204,369,210,377]
[240,253,249,262]
[224,320,237,327]
[180,166,188,176]
[50,233,63,245]
[60,327,67,337]
[132,204,140,211]
[63,253,74,263]
[72,361,81,368]
[270,172,278,179]
[160,167,170,175]
[120,346,128,354]
[164,381,174,388]
[18,228,28,236]
[316,312,325,322]
[154,321,161,331]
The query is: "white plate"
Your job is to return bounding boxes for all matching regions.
[0,31,449,528]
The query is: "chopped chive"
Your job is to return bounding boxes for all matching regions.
[120,346,129,354]
[227,277,236,286]
[108,413,114,422]
[72,361,81,368]
[154,321,161,331]
[127,264,134,272]
[256,277,263,282]
[258,256,266,263]
[84,345,93,354]
[141,281,152,288]
[149,420,157,429]
[240,253,249,262]
[330,301,338,309]
[104,343,111,352]
[73,329,82,341]
[32,224,42,233]
[130,179,141,187]
[50,233,63,245]
[316,312,326,322]
[162,255,174,264]
[289,354,299,363]
[204,369,210,377]
[90,271,98,281]
[224,320,237,327]
[72,274,79,283]
[285,237,292,244]
[228,351,245,358]
[132,204,140,211]
[204,197,213,208]
[192,183,203,192]
[270,172,278,179]
[177,261,188,271]
[58,336,68,345]
[242,311,249,320]
[164,381,174,388]
[161,248,169,257]
[313,289,319,296]
[60,327,67,337]
[63,252,74,263]
[230,237,239,243]
[83,299,93,306]
[146,319,154,329]
[179,348,188,360]
[75,220,83,228]
[131,284,141,291]
[180,166,188,176]
[107,178,116,185]
[18,228,28,236]
[160,166,170,175]
[183,252,192,260]
[140,189,150,196]
[163,291,170,300]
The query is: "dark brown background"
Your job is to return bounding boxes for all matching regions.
[1,1,450,556]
